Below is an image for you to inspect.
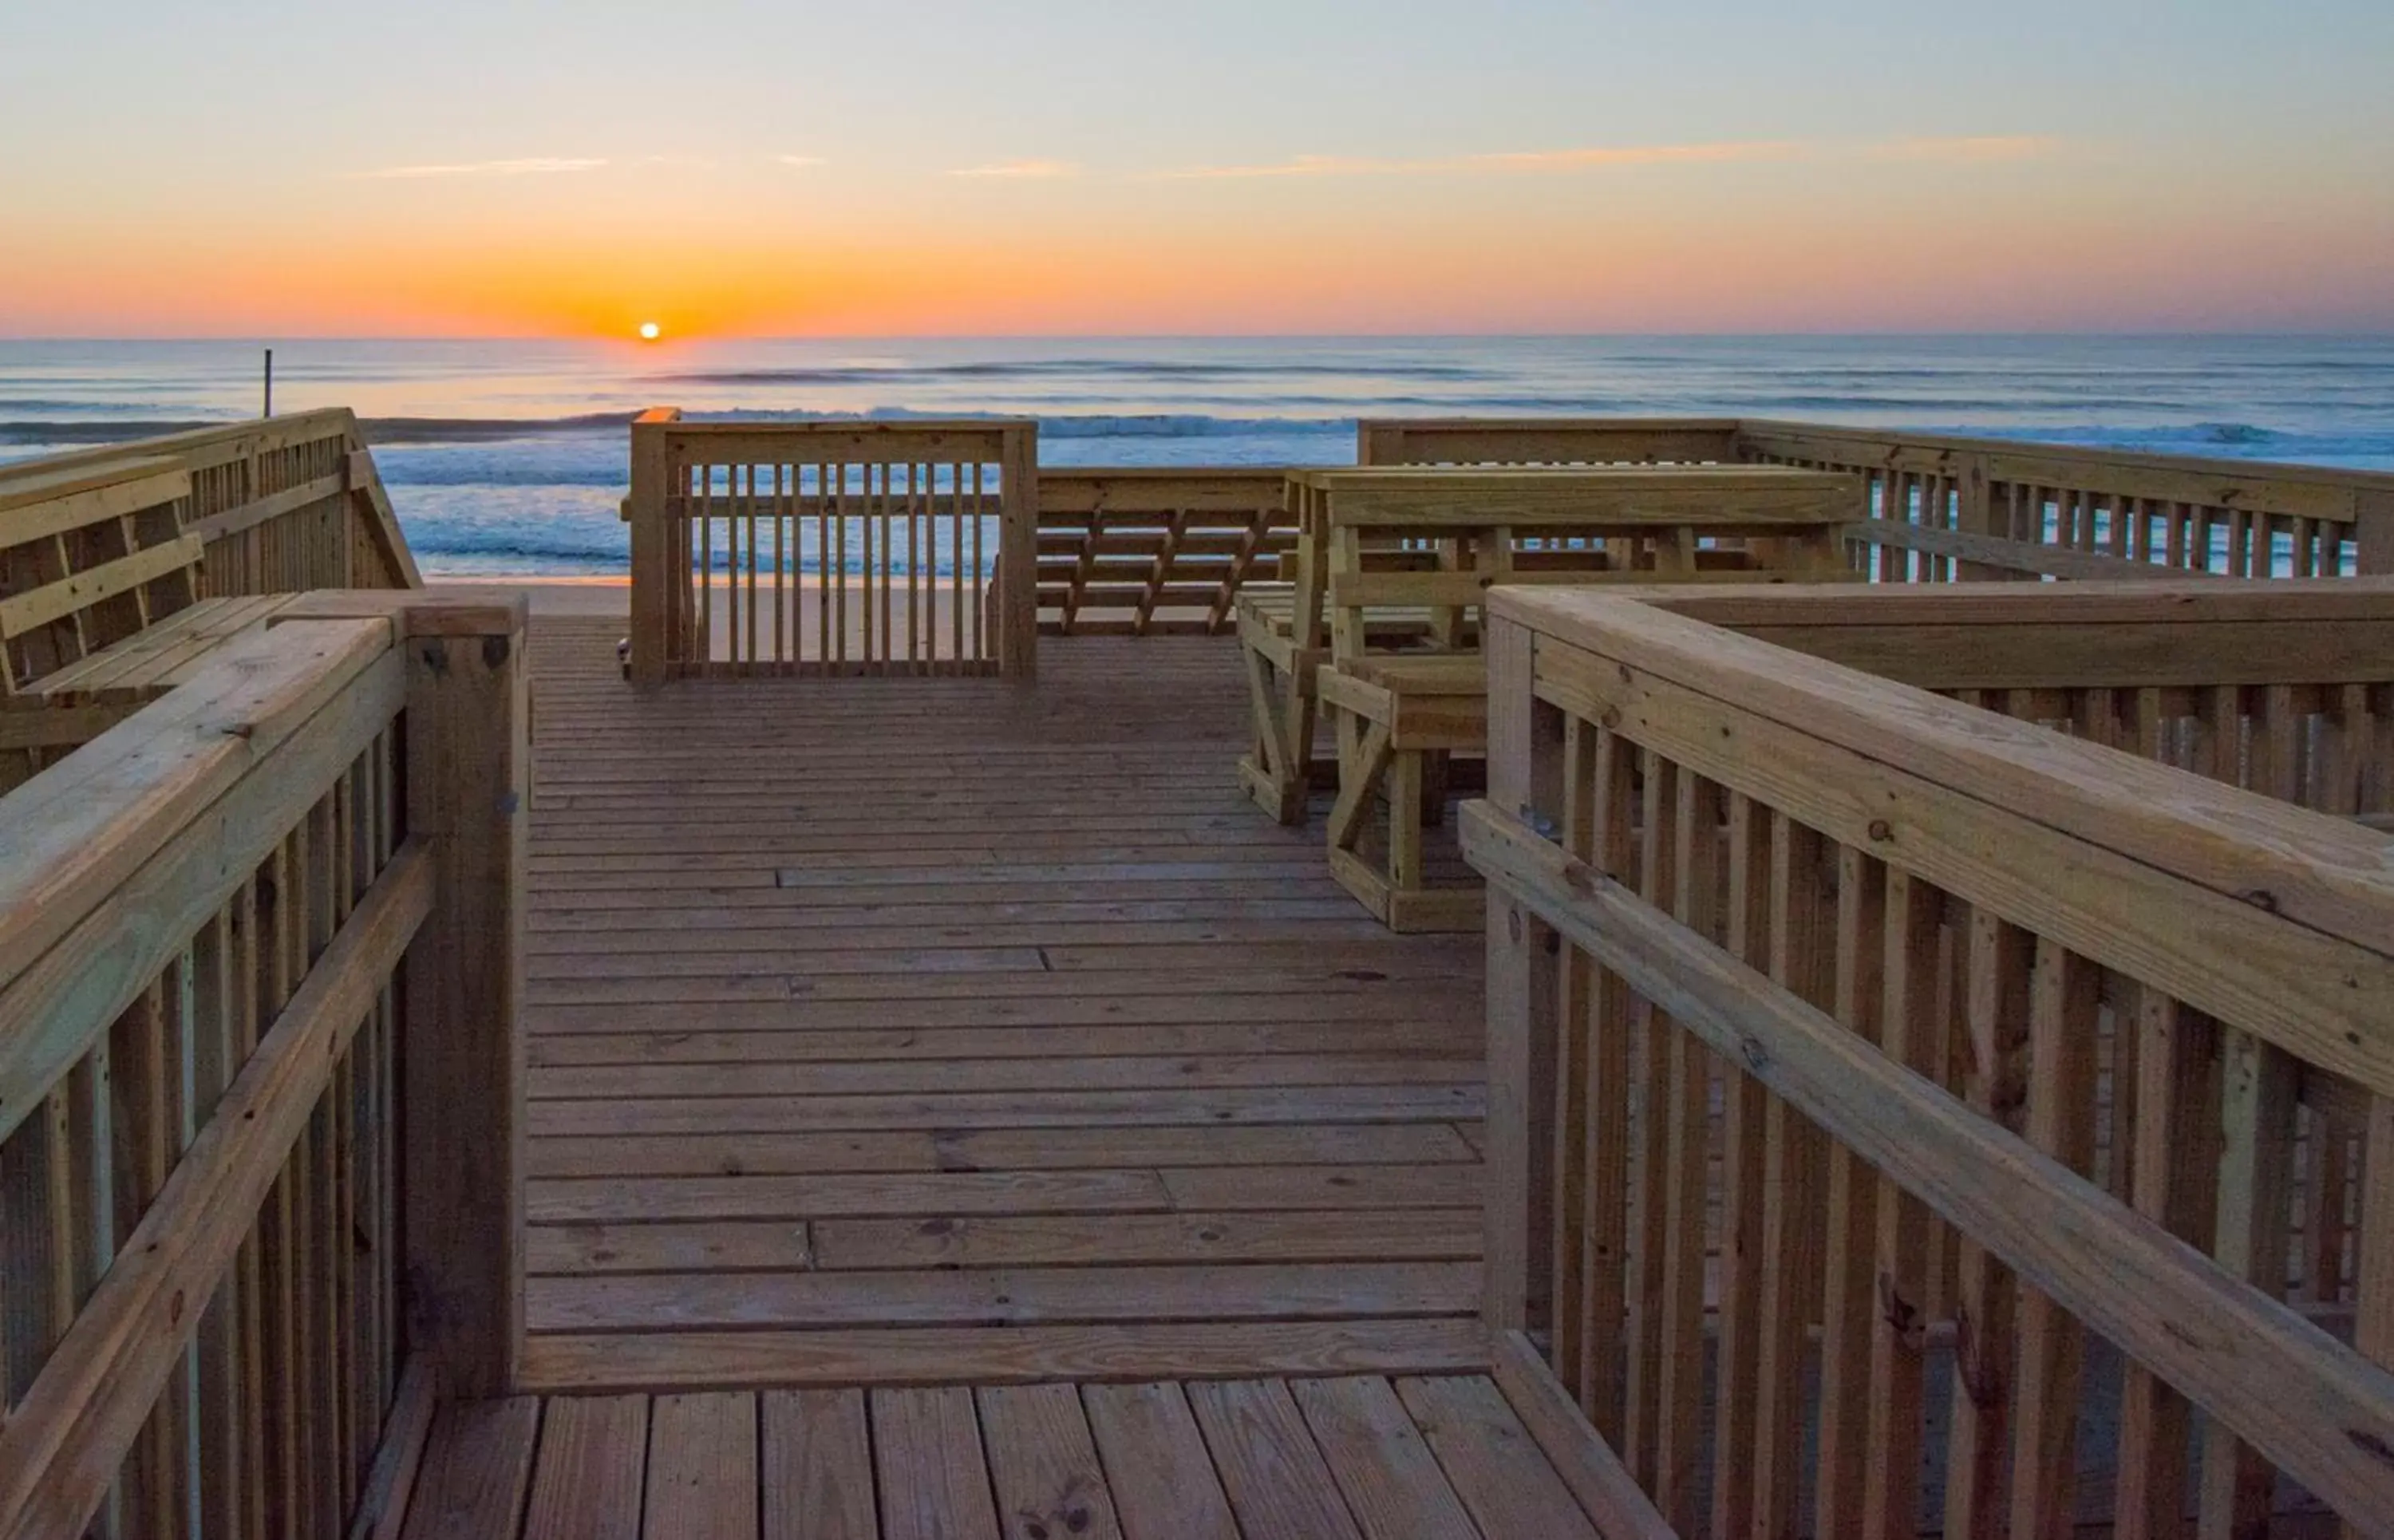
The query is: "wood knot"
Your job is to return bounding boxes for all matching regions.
[1867,819,1894,843]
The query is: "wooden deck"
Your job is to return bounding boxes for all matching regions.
[521,617,1488,1392]
[398,1374,1607,1539]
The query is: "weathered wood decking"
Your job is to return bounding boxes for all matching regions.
[521,617,1488,1392]
[401,1374,1607,1539]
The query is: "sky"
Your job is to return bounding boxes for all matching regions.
[2,0,2390,338]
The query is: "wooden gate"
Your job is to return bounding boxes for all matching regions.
[626,412,1037,681]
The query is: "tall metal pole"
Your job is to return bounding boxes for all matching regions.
[263,348,274,417]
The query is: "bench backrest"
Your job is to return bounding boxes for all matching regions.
[1292,467,1863,665]
[0,458,204,694]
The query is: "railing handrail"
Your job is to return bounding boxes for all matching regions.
[1736,413,2394,502]
[0,589,526,1535]
[0,408,422,593]
[1468,582,2394,1535]
[0,618,402,1135]
[1489,586,2394,1085]
[1463,796,2394,1527]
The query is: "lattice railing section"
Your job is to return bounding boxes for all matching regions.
[0,592,524,1537]
[1467,587,2394,1538]
[626,413,1037,681]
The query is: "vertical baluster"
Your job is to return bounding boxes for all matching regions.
[2009,942,2101,1538]
[1944,912,2033,1540]
[1750,814,1831,1539]
[972,461,986,665]
[1562,724,1635,1440]
[1549,721,1594,1402]
[774,464,788,674]
[834,463,850,670]
[1815,847,1886,1537]
[2112,993,2220,1540]
[257,838,300,1540]
[1860,872,1941,1540]
[1709,792,1772,1538]
[1620,752,1678,1490]
[741,459,756,669]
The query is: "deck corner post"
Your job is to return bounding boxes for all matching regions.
[399,598,528,1398]
[2356,488,2394,575]
[627,408,678,685]
[1482,610,1561,1339]
[998,423,1040,679]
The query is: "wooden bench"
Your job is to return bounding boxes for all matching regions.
[1286,466,1863,929]
[0,460,297,788]
[1238,465,1863,827]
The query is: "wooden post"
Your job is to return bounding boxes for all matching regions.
[2357,488,2394,575]
[1954,452,2013,582]
[397,594,528,1397]
[1482,612,1562,1337]
[998,424,1040,679]
[626,409,679,685]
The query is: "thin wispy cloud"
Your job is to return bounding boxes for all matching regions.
[950,159,1077,179]
[1158,142,1800,180]
[1871,135,2064,162]
[1156,136,2060,180]
[361,156,609,180]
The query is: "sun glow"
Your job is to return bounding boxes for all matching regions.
[638,321,662,341]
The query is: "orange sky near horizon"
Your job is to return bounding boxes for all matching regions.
[4,0,2390,338]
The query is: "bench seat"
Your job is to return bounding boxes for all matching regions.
[2,594,293,752]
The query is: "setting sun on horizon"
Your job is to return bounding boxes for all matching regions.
[2,0,2388,338]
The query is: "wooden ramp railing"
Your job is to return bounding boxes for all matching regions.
[626,412,1037,681]
[0,590,524,1538]
[1466,581,2394,1537]
[0,414,421,792]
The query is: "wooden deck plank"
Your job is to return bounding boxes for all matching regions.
[521,1395,646,1540]
[873,1388,1001,1540]
[526,1123,1476,1179]
[1393,1376,1602,1540]
[1289,1376,1482,1540]
[399,1396,539,1540]
[519,1320,1489,1393]
[1080,1383,1241,1540]
[527,1261,1478,1333]
[642,1392,759,1540]
[975,1384,1127,1540]
[1183,1378,1365,1539]
[519,618,1486,1388]
[761,1389,877,1540]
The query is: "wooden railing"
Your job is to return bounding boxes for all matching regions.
[626,411,1037,681]
[1737,418,2394,581]
[0,410,421,599]
[0,590,525,1538]
[1465,582,2394,1538]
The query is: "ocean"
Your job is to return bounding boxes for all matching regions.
[3,335,2389,577]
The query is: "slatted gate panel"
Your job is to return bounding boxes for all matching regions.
[630,416,1037,680]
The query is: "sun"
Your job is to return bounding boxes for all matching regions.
[638,321,662,342]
